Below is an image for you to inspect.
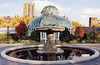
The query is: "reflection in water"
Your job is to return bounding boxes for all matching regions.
[7,47,94,61]
[73,49,85,56]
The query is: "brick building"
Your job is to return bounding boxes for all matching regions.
[89,17,100,27]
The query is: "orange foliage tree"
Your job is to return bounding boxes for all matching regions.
[15,21,28,38]
[74,27,85,37]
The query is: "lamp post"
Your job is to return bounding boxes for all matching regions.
[93,26,95,43]
[7,21,9,44]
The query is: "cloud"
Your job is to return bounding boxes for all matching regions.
[79,15,88,19]
[33,0,71,16]
[13,8,23,16]
[0,3,15,8]
[83,8,100,16]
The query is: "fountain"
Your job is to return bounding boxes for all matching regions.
[36,26,64,60]
[1,5,99,64]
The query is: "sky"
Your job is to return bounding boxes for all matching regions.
[0,0,100,26]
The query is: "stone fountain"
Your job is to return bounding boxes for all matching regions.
[37,26,65,60]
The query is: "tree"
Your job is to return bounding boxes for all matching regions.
[24,17,32,26]
[9,18,19,27]
[92,23,100,27]
[29,30,40,41]
[71,21,85,28]
[86,30,98,41]
[60,28,73,42]
[75,27,85,37]
[0,17,7,27]
[9,16,32,27]
[15,21,28,38]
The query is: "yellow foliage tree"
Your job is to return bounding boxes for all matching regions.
[25,17,32,25]
[0,17,7,27]
[92,24,100,27]
[9,18,19,27]
[0,23,7,27]
[71,21,85,28]
[9,16,33,27]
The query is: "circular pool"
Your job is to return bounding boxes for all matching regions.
[1,45,99,64]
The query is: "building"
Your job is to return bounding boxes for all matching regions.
[28,5,74,43]
[23,2,35,18]
[89,17,100,27]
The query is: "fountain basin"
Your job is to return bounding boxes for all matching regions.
[1,45,99,64]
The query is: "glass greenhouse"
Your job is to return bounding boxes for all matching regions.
[28,5,74,43]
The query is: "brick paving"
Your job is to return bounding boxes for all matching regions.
[0,44,100,65]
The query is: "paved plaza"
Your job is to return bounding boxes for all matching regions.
[0,43,100,65]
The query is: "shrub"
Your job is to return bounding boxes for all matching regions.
[20,40,30,43]
[22,36,28,40]
[96,41,100,43]
[29,30,40,41]
[82,40,85,43]
[69,40,78,44]
[0,34,15,44]
[73,35,82,43]
[60,28,73,42]
[20,40,38,43]
[86,30,98,41]
[0,34,7,42]
[9,39,15,44]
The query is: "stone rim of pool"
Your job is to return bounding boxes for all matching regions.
[1,45,99,64]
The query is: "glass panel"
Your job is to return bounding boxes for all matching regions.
[55,32,58,39]
[54,16,73,27]
[28,16,44,27]
[40,16,58,26]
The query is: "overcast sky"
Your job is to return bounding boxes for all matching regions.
[0,0,100,26]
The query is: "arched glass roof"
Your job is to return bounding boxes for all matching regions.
[28,16,44,27]
[28,5,73,28]
[28,15,73,28]
[41,5,59,16]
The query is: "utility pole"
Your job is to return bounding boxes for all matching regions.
[7,21,9,44]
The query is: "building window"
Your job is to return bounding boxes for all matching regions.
[93,21,95,24]
[98,20,100,24]
[41,32,46,39]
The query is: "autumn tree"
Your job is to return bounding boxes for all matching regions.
[0,17,7,27]
[15,21,28,38]
[9,18,19,27]
[92,23,100,27]
[71,21,85,28]
[9,16,33,27]
[74,27,85,37]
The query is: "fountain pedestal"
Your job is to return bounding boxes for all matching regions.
[37,26,65,61]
